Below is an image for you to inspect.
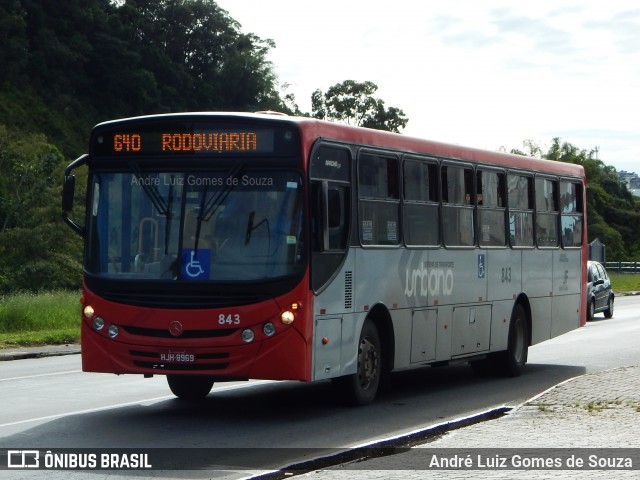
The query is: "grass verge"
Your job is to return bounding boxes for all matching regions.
[0,291,81,348]
[609,272,640,293]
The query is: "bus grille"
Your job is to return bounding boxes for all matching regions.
[121,326,237,339]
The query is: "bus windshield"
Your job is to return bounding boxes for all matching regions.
[86,168,305,282]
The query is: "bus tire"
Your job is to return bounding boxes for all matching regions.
[336,320,381,406]
[167,375,214,400]
[498,304,529,377]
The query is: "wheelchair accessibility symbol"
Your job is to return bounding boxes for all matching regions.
[181,249,211,280]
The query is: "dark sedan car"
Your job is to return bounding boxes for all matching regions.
[587,260,614,320]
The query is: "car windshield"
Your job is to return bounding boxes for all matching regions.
[86,168,304,282]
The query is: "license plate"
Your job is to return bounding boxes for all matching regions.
[159,351,196,363]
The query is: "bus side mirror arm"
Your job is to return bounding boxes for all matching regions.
[62,154,88,237]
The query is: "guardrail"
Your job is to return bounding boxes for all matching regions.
[605,261,640,273]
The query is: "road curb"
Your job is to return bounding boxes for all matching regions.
[0,345,81,361]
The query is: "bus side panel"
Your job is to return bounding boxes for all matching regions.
[487,249,522,301]
[486,249,520,353]
[523,250,554,344]
[488,299,516,352]
[551,249,583,338]
[312,251,357,380]
[434,250,487,307]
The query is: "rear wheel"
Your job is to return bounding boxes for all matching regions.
[167,375,214,400]
[471,305,529,377]
[335,320,381,406]
[604,296,614,319]
[498,304,529,377]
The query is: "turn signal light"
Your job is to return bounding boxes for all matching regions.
[83,305,95,319]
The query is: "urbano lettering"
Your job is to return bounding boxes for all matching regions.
[404,264,454,297]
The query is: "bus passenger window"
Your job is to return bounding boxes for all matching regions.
[560,181,583,247]
[535,177,559,247]
[403,159,439,246]
[508,174,534,247]
[477,170,506,247]
[441,165,474,247]
[358,153,400,246]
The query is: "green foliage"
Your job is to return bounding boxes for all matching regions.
[0,291,80,333]
[0,291,80,347]
[0,125,83,293]
[609,273,640,292]
[311,80,408,133]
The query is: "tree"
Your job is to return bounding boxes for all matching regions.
[0,126,62,231]
[0,125,82,292]
[311,80,408,133]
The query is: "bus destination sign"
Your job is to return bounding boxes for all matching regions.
[114,131,260,153]
[92,125,283,156]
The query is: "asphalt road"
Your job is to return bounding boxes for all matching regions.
[1,295,639,479]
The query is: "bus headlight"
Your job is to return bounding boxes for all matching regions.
[263,322,276,337]
[241,329,255,343]
[93,317,105,331]
[107,324,119,339]
[280,310,295,325]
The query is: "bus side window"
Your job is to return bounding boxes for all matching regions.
[358,152,400,246]
[535,176,559,247]
[477,170,506,247]
[508,174,534,247]
[403,158,439,246]
[441,164,475,247]
[311,182,349,252]
[560,181,583,247]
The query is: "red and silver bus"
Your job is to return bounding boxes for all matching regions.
[62,112,587,405]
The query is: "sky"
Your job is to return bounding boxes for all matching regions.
[215,0,640,174]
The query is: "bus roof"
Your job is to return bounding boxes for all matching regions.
[94,112,585,179]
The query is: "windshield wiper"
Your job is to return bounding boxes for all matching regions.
[129,162,170,216]
[191,162,246,251]
[244,211,270,245]
[200,161,246,222]
[129,163,177,255]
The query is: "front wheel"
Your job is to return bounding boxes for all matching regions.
[334,320,381,406]
[167,375,214,400]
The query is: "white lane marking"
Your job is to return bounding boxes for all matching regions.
[0,370,82,382]
[0,380,275,428]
